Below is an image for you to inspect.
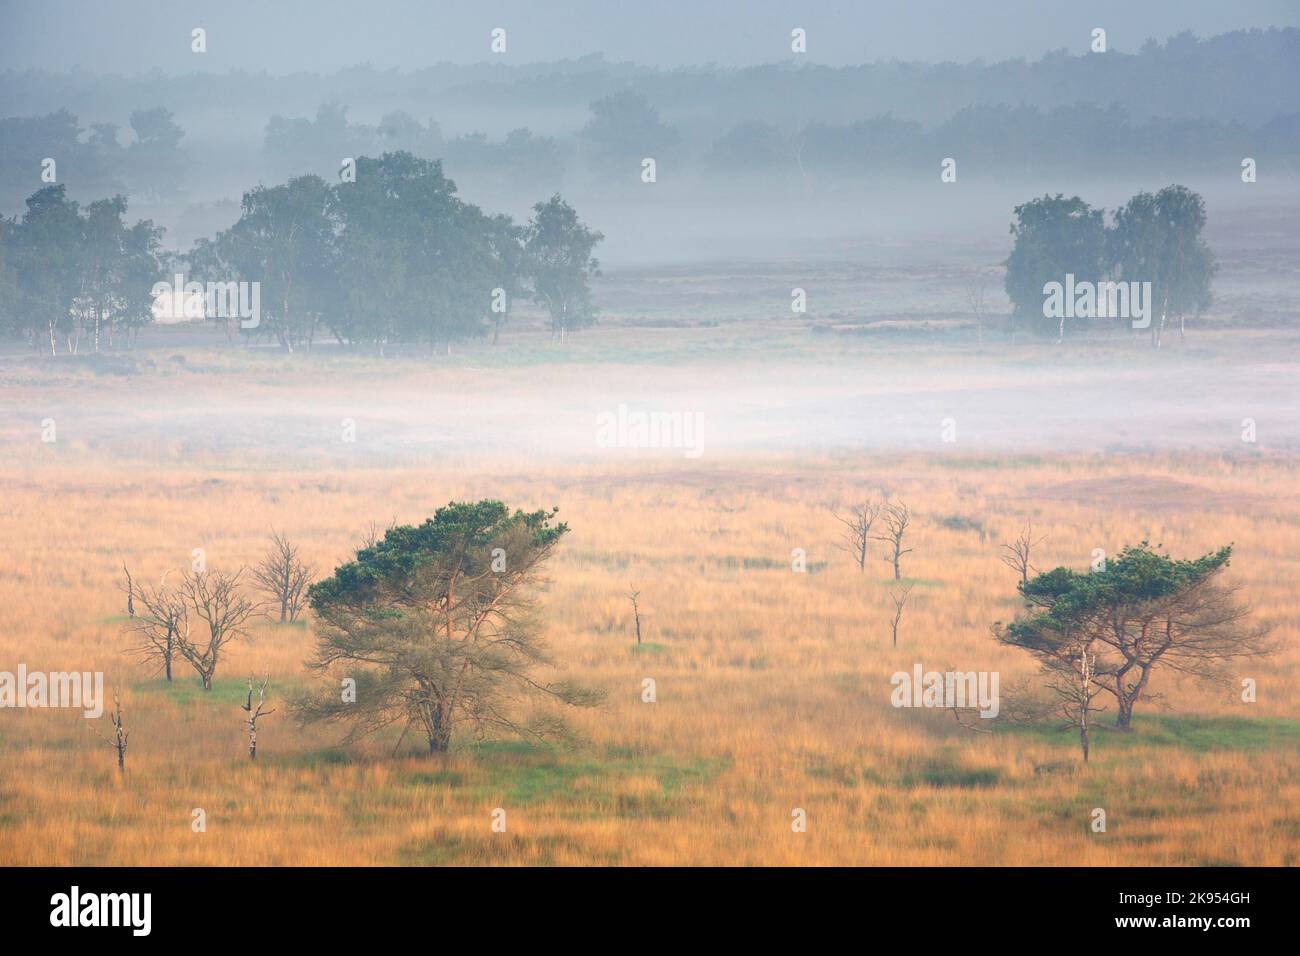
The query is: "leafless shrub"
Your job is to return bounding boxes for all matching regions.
[834,499,881,571]
[250,529,312,622]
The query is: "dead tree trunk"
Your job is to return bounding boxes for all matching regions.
[123,563,135,618]
[628,588,642,645]
[241,676,276,760]
[92,692,129,772]
[873,502,913,581]
[888,584,914,648]
[835,500,881,572]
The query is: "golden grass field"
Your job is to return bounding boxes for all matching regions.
[2,333,1299,866]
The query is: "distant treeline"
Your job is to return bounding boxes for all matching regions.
[0,153,603,355]
[4,29,1297,129]
[3,28,1300,209]
[0,107,188,208]
[4,98,1296,214]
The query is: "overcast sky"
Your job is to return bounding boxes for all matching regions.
[1,0,1296,73]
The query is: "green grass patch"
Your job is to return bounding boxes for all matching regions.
[288,747,361,768]
[1001,714,1300,753]
[131,675,252,706]
[905,761,1003,790]
[464,742,727,810]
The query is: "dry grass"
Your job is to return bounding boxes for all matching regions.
[1,344,1298,866]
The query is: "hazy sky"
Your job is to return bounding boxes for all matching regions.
[1,0,1297,73]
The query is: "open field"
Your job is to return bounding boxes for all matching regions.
[2,313,1298,866]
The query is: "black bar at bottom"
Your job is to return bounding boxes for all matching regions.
[0,866,1284,941]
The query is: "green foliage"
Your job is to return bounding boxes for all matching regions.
[1,149,601,356]
[1110,184,1217,343]
[309,500,567,608]
[1008,542,1232,650]
[0,184,167,353]
[1000,541,1272,730]
[522,194,603,339]
[1004,193,1106,335]
[298,500,599,754]
[1006,185,1217,342]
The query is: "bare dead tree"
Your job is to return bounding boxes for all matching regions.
[1061,646,1105,762]
[250,529,312,622]
[241,675,276,760]
[124,570,188,682]
[888,583,914,648]
[175,569,258,690]
[122,563,135,618]
[1000,521,1046,588]
[91,691,129,772]
[873,502,913,581]
[834,499,882,571]
[628,587,642,645]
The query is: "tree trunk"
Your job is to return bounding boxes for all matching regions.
[1114,695,1133,731]
[424,704,452,754]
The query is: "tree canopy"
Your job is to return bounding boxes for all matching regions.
[0,152,603,355]
[0,184,167,354]
[998,543,1273,730]
[1005,186,1215,344]
[297,500,600,754]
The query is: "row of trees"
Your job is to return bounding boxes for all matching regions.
[264,104,564,189]
[0,107,186,209]
[0,186,166,354]
[1004,185,1216,346]
[190,154,602,351]
[115,499,1272,765]
[260,95,1300,188]
[10,26,1299,206]
[0,153,604,353]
